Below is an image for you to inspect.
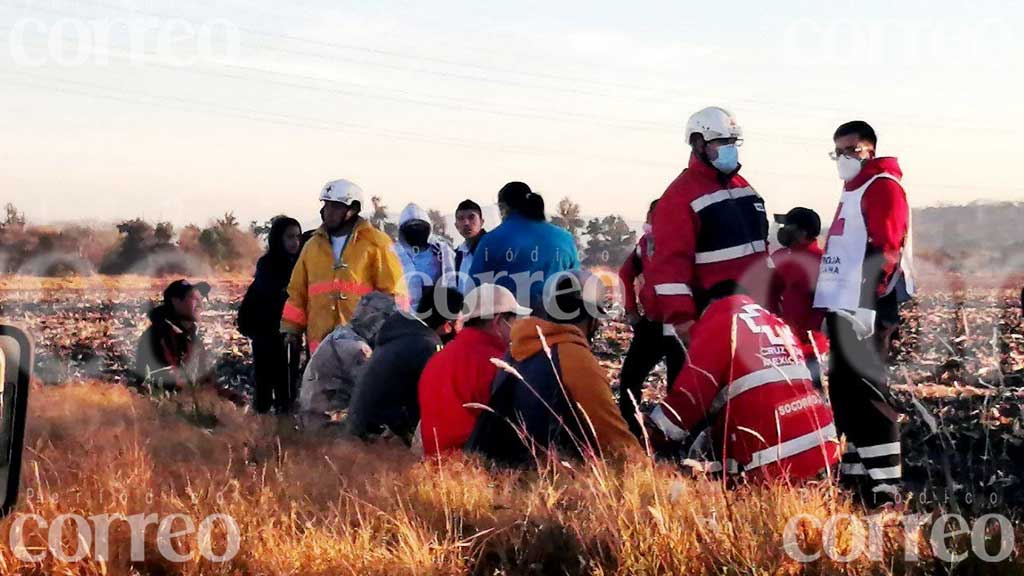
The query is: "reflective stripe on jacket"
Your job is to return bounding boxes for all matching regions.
[281,219,407,351]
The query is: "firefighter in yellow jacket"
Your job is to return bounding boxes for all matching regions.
[281,179,407,353]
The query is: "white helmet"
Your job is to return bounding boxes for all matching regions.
[319,179,364,206]
[685,106,742,144]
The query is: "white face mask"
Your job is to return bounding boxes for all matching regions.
[836,155,863,181]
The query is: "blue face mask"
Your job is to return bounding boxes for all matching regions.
[711,144,739,174]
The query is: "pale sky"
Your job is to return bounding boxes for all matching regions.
[1,0,1021,229]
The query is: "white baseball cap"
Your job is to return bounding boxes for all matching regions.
[319,179,364,206]
[463,283,531,321]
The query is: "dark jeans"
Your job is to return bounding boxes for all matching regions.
[251,334,296,414]
[618,317,684,438]
[827,307,902,504]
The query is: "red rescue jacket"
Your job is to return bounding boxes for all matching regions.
[769,240,829,357]
[650,295,839,481]
[618,234,660,320]
[648,156,770,326]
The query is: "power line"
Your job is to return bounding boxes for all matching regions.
[5,0,1010,140]
[0,70,685,169]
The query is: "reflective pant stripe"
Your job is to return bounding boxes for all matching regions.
[840,463,867,475]
[856,442,901,459]
[867,464,902,481]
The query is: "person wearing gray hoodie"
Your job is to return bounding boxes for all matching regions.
[297,292,396,432]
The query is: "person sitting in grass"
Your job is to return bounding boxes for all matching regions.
[466,270,640,466]
[345,286,463,444]
[134,279,212,392]
[417,283,527,457]
[298,292,396,431]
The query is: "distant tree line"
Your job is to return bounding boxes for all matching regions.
[0,196,643,277]
[0,203,261,277]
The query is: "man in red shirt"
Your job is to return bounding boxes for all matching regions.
[418,283,529,457]
[647,106,770,343]
[647,281,839,482]
[769,207,829,387]
[617,199,684,437]
[814,120,914,504]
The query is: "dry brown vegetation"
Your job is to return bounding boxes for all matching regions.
[2,276,1024,573]
[0,381,1001,575]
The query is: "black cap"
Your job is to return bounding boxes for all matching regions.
[163,279,211,303]
[776,207,821,238]
[416,286,465,327]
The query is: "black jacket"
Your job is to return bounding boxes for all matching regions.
[238,252,297,338]
[345,314,442,442]
[134,304,208,390]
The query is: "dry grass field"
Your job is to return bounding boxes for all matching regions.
[0,275,1022,574]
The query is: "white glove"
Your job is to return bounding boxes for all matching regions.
[835,308,876,340]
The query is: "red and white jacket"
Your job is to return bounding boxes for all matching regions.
[769,240,829,357]
[648,155,770,326]
[650,295,840,480]
[618,234,660,321]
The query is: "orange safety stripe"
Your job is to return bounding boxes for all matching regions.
[308,279,375,298]
[395,293,411,311]
[281,302,307,326]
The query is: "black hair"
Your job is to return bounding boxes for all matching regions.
[456,199,483,216]
[648,199,659,215]
[162,279,210,304]
[548,274,596,325]
[834,121,877,146]
[695,281,745,314]
[416,286,465,330]
[783,207,821,238]
[498,181,545,221]
[267,215,301,258]
[464,312,513,329]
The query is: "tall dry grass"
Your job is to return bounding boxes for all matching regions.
[0,381,1010,575]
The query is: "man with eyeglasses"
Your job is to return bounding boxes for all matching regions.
[647,106,770,344]
[815,120,914,505]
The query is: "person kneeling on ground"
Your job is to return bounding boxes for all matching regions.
[134,279,212,392]
[647,281,839,482]
[466,270,641,466]
[418,283,529,457]
[345,286,464,444]
[298,292,396,431]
